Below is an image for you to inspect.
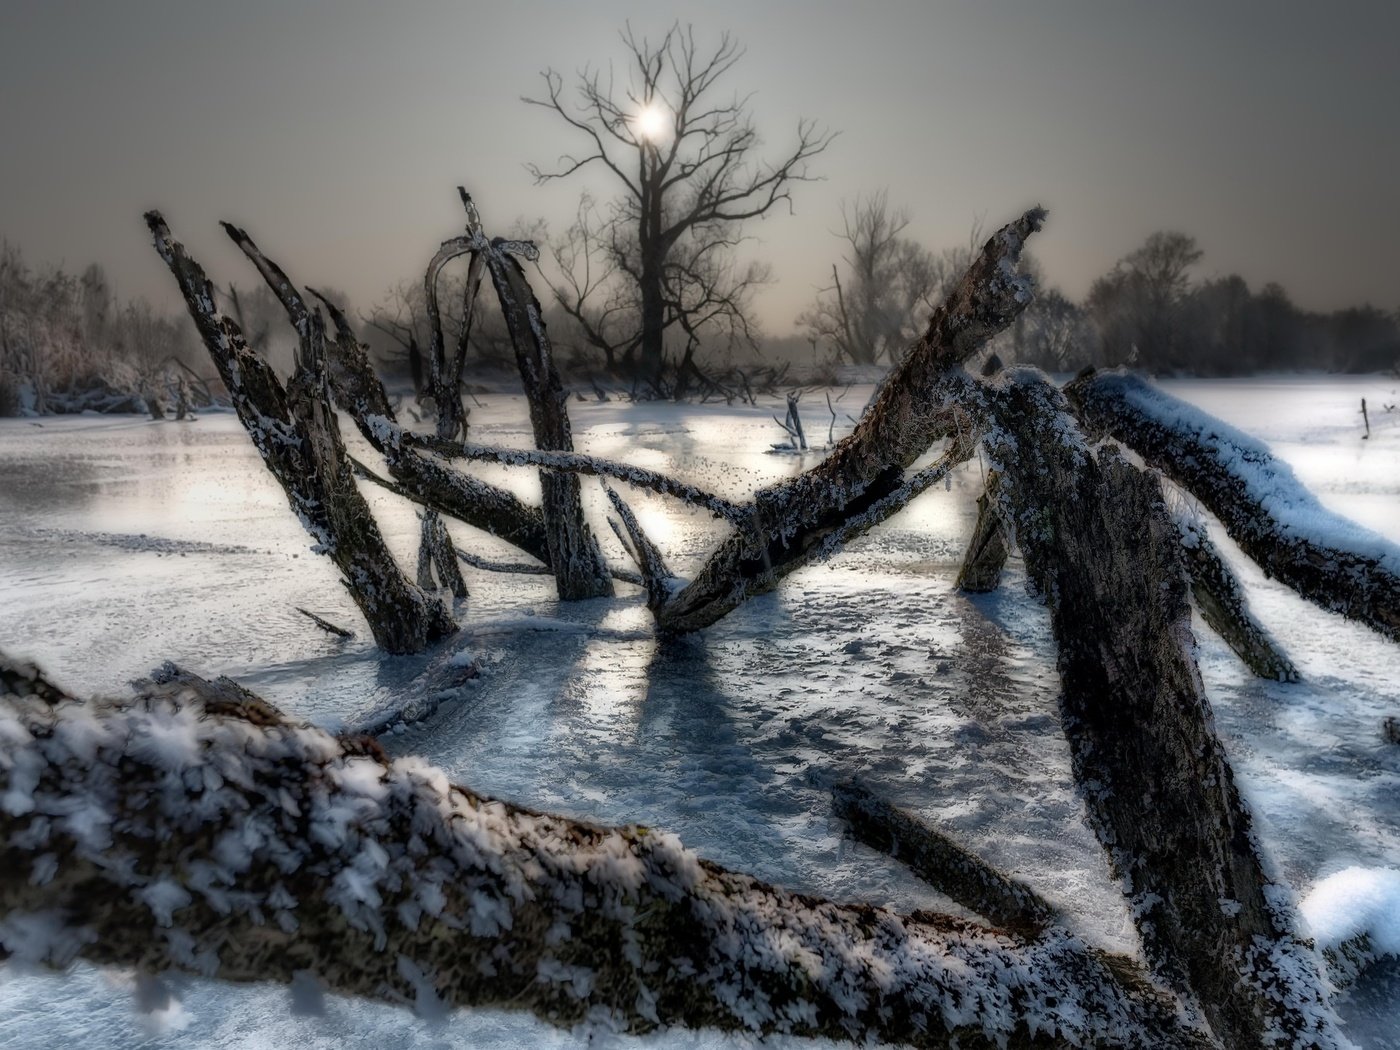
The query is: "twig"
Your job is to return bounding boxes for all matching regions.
[295,607,355,640]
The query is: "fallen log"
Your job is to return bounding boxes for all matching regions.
[1066,368,1400,643]
[0,655,1215,1049]
[145,212,455,654]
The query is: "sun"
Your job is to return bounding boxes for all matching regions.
[632,103,669,142]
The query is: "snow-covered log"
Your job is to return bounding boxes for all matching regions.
[0,655,1217,1049]
[956,471,1010,593]
[655,208,1045,635]
[145,212,456,655]
[1066,369,1400,644]
[975,368,1345,1050]
[1176,514,1299,681]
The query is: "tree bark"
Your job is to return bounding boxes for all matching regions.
[956,471,1010,593]
[0,655,1215,1050]
[415,510,469,601]
[483,244,613,600]
[1066,369,1400,643]
[145,212,456,655]
[974,369,1344,1050]
[311,299,554,567]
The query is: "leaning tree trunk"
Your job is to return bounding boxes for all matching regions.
[483,243,613,600]
[146,212,456,654]
[1176,513,1299,681]
[0,655,1216,1050]
[971,368,1343,1050]
[654,208,1045,634]
[956,470,1010,593]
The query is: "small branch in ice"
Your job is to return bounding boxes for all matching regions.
[296,607,355,640]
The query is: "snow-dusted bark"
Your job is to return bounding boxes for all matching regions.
[0,655,1217,1049]
[956,471,1010,593]
[312,299,555,567]
[604,484,675,612]
[1066,369,1400,644]
[974,369,1345,1050]
[1176,514,1299,682]
[402,431,746,524]
[482,238,614,600]
[145,212,456,655]
[655,208,1045,635]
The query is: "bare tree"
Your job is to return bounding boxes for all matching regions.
[799,191,946,365]
[1086,231,1203,369]
[526,23,834,394]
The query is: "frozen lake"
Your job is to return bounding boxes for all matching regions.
[2,375,1399,1048]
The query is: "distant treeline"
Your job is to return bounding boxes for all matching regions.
[1000,231,1400,376]
[796,201,1400,378]
[4,226,1397,416]
[0,240,203,415]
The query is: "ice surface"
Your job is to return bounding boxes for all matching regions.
[1,377,1399,1047]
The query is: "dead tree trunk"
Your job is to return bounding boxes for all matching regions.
[0,655,1216,1050]
[973,369,1343,1050]
[481,235,613,600]
[1176,514,1299,681]
[653,208,1045,635]
[311,297,554,566]
[146,212,456,655]
[1067,369,1400,643]
[956,471,1010,593]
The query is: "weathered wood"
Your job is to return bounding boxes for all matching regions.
[956,470,1010,593]
[415,510,468,601]
[480,231,613,600]
[309,291,554,566]
[401,431,746,524]
[1176,514,1298,681]
[656,208,1045,635]
[1066,369,1400,643]
[976,368,1343,1050]
[831,778,1056,938]
[146,212,456,655]
[0,655,1215,1050]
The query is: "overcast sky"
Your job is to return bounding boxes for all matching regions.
[2,0,1397,334]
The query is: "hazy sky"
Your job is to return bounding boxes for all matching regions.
[2,0,1397,335]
